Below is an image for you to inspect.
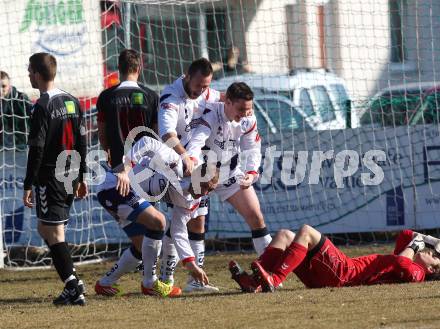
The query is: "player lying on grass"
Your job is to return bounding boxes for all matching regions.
[95,136,218,296]
[230,225,440,292]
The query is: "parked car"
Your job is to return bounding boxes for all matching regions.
[408,86,440,125]
[210,68,351,131]
[358,82,440,128]
[253,94,311,134]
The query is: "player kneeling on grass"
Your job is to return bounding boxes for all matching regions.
[94,161,183,298]
[98,136,218,294]
[230,225,440,293]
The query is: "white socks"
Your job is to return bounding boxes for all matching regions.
[159,235,179,285]
[99,247,141,286]
[142,236,162,288]
[253,234,272,256]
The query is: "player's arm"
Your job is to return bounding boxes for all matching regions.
[96,94,109,156]
[185,109,214,167]
[170,207,209,284]
[398,234,426,260]
[23,104,48,208]
[74,104,88,199]
[158,95,194,175]
[97,121,108,151]
[394,230,440,255]
[239,115,262,188]
[150,92,159,134]
[125,136,183,177]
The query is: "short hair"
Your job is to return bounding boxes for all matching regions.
[118,49,141,75]
[0,71,10,80]
[187,58,213,77]
[226,82,254,103]
[29,53,57,81]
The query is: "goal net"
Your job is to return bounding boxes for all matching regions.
[1,0,440,268]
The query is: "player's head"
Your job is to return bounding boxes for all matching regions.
[28,52,57,88]
[118,49,141,77]
[184,58,213,99]
[189,162,219,199]
[0,71,11,98]
[224,82,254,122]
[414,248,440,279]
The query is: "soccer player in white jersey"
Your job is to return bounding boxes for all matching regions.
[158,58,222,292]
[186,82,272,256]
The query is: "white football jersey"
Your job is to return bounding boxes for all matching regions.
[158,76,220,147]
[186,102,262,181]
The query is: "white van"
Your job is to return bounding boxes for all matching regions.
[210,68,351,131]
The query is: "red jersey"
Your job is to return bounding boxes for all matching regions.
[294,232,425,288]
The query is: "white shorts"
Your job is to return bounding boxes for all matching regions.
[214,173,243,202]
[192,195,209,217]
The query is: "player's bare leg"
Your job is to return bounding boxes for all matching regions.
[226,186,272,255]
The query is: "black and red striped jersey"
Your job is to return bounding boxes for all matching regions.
[24,88,87,189]
[97,81,158,171]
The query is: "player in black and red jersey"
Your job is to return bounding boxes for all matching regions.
[23,52,88,306]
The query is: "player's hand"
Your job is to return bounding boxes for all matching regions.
[116,170,130,197]
[23,189,34,208]
[240,173,256,189]
[408,235,425,253]
[186,261,209,285]
[182,155,195,177]
[75,181,88,199]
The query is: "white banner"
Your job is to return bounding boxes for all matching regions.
[208,125,440,236]
[0,0,103,99]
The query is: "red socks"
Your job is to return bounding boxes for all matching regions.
[271,242,308,286]
[258,246,284,272]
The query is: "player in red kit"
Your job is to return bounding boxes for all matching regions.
[230,225,440,293]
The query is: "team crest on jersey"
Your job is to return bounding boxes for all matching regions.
[241,119,250,132]
[131,93,144,105]
[65,101,75,114]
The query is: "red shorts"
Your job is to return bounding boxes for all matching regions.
[294,237,355,288]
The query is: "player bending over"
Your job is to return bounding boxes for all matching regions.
[230,225,440,293]
[94,138,188,297]
[110,136,218,292]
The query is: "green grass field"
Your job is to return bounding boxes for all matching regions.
[1,245,440,329]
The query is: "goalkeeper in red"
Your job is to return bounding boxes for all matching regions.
[230,225,440,292]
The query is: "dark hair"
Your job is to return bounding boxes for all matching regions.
[420,248,440,281]
[0,71,10,80]
[187,58,213,77]
[29,53,57,81]
[226,82,254,103]
[118,49,141,75]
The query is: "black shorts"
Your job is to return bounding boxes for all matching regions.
[35,177,76,225]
